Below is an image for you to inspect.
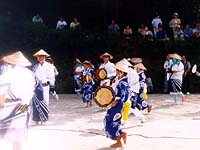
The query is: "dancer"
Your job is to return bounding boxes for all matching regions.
[99,52,116,86]
[169,53,185,104]
[73,58,84,96]
[46,57,59,101]
[0,51,35,150]
[134,63,152,113]
[82,60,94,108]
[32,49,55,125]
[104,60,129,148]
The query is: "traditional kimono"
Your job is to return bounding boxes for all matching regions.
[0,65,35,148]
[32,61,55,105]
[99,61,116,86]
[136,71,148,110]
[104,76,129,140]
[32,61,54,122]
[82,67,94,103]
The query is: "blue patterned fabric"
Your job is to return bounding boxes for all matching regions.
[104,76,129,140]
[32,83,49,122]
[82,67,94,103]
[136,71,148,110]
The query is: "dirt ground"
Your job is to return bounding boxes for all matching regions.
[27,94,200,150]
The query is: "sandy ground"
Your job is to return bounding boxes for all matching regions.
[26,94,200,150]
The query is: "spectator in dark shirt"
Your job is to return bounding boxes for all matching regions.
[108,19,120,33]
[181,55,191,95]
[156,26,167,40]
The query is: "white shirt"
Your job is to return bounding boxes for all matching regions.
[163,59,173,72]
[56,20,67,29]
[99,61,116,78]
[33,61,55,85]
[127,68,139,93]
[152,18,162,28]
[99,61,116,86]
[33,61,55,104]
[0,65,35,105]
[171,62,184,81]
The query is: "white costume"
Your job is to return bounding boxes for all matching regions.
[32,61,55,104]
[99,61,116,86]
[127,67,144,122]
[0,65,35,150]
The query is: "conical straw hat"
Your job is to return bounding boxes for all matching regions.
[169,53,181,60]
[114,60,130,73]
[100,52,113,60]
[1,51,32,66]
[119,58,133,67]
[134,63,147,70]
[130,57,143,64]
[33,49,50,57]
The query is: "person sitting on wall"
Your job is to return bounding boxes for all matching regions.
[56,17,67,30]
[32,14,43,23]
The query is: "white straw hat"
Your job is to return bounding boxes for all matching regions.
[33,49,50,57]
[130,57,143,64]
[134,63,147,70]
[118,58,133,67]
[114,60,130,73]
[1,51,32,67]
[169,53,182,60]
[100,52,113,60]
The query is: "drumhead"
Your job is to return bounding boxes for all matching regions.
[94,86,115,107]
[192,64,197,73]
[95,68,107,81]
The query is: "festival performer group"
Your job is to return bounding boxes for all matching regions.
[0,49,196,149]
[72,52,154,148]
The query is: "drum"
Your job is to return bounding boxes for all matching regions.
[95,68,107,81]
[94,86,115,107]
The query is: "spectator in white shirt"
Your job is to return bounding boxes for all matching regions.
[56,17,67,30]
[152,13,162,38]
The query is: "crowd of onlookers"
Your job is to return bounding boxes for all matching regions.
[31,13,200,40]
[32,14,81,30]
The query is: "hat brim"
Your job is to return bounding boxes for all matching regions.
[100,53,113,60]
[114,65,130,73]
[33,49,50,57]
[2,51,32,67]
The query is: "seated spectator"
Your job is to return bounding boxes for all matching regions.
[138,24,145,35]
[156,26,167,40]
[107,19,120,33]
[32,14,43,23]
[174,25,184,40]
[184,24,193,38]
[143,26,153,41]
[193,23,200,38]
[70,18,80,30]
[56,17,67,30]
[123,25,133,38]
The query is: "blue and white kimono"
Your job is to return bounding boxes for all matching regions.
[104,76,129,140]
[82,67,94,103]
[136,71,148,110]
